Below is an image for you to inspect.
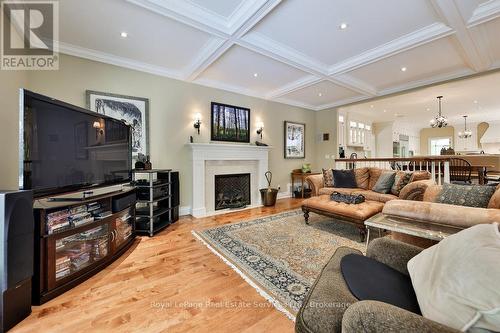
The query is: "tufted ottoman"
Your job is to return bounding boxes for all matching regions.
[301,195,385,242]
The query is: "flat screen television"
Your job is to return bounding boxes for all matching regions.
[19,89,132,197]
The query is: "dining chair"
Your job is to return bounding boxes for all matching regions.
[449,158,472,184]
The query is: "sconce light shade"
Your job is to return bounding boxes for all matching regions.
[193,113,202,135]
[256,122,264,139]
[93,121,101,129]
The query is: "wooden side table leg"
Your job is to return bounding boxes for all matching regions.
[291,174,295,198]
[302,207,310,224]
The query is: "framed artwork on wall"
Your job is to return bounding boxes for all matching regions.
[211,102,250,143]
[284,121,305,159]
[86,90,149,158]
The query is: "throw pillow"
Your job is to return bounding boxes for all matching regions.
[391,171,413,196]
[354,167,370,190]
[372,171,396,194]
[322,168,334,187]
[407,223,500,332]
[435,183,496,208]
[332,169,358,188]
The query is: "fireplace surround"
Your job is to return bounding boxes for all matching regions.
[187,143,271,217]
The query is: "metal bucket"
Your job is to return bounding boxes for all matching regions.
[260,188,278,206]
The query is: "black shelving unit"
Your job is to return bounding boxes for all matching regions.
[133,169,175,236]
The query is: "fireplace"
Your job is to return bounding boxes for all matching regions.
[214,173,251,210]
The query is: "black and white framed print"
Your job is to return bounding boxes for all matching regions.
[284,121,305,159]
[86,90,149,158]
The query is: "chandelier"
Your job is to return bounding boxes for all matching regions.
[430,96,448,128]
[458,115,472,139]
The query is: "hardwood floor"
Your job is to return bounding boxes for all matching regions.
[12,198,304,333]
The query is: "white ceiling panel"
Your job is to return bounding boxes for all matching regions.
[57,0,214,71]
[347,38,469,91]
[471,17,500,64]
[455,0,489,23]
[187,0,245,18]
[249,0,440,66]
[281,80,362,107]
[196,45,310,95]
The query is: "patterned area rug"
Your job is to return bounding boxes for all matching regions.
[192,209,366,320]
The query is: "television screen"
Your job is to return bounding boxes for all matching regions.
[20,90,132,197]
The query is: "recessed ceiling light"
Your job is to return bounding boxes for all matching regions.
[120,32,128,38]
[383,109,387,113]
[426,107,430,111]
[473,100,478,104]
[318,93,322,97]
[370,105,374,108]
[401,67,407,72]
[253,73,258,77]
[339,23,348,30]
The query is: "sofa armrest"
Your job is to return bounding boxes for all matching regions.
[342,300,460,333]
[383,200,500,229]
[366,238,422,275]
[305,174,324,196]
[399,179,436,201]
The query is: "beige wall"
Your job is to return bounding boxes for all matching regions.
[419,127,455,155]
[314,108,338,170]
[13,54,317,208]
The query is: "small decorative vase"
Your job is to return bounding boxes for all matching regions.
[144,155,152,170]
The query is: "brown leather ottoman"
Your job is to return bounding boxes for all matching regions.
[301,195,385,242]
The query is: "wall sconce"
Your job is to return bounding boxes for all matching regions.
[193,113,202,135]
[256,122,264,139]
[93,120,103,140]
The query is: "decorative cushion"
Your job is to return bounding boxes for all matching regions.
[391,171,413,196]
[368,168,384,190]
[487,184,500,209]
[435,183,496,208]
[333,169,358,188]
[372,171,396,194]
[322,168,334,187]
[409,171,431,182]
[408,223,500,332]
[354,167,370,190]
[341,254,420,314]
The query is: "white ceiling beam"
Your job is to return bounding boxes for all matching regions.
[430,0,492,72]
[467,0,500,27]
[327,75,378,97]
[265,75,323,99]
[182,0,282,81]
[328,22,454,75]
[184,39,233,81]
[125,0,230,38]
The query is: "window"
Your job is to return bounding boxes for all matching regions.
[339,115,344,123]
[366,125,371,131]
[350,121,357,128]
[429,137,451,156]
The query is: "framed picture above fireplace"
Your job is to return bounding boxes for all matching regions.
[211,102,250,143]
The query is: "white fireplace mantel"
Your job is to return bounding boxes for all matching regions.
[187,143,272,217]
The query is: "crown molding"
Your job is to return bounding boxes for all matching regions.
[58,42,184,79]
[430,0,492,72]
[328,22,454,76]
[467,0,500,27]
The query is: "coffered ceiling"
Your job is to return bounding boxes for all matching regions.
[53,0,500,110]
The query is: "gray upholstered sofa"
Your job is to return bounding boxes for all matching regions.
[295,237,460,333]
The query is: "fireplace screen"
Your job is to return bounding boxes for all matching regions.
[214,173,251,210]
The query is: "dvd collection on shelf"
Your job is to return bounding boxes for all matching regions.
[46,202,112,234]
[55,225,109,280]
